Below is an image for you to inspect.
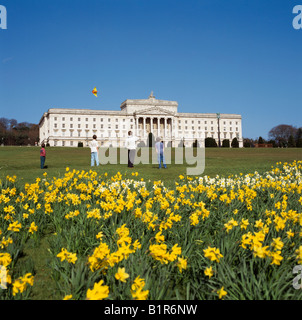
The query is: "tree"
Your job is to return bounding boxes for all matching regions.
[205,137,217,147]
[267,139,277,148]
[288,135,296,148]
[297,138,302,148]
[258,136,264,144]
[243,138,255,148]
[0,117,39,145]
[296,128,302,147]
[222,139,230,148]
[231,137,239,148]
[268,124,297,146]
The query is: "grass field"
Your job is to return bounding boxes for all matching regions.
[0,146,302,300]
[0,146,301,185]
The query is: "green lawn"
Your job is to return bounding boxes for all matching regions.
[0,146,301,185]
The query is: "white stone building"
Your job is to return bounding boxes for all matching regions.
[39,92,243,147]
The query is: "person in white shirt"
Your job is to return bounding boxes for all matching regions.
[89,135,99,166]
[125,131,139,168]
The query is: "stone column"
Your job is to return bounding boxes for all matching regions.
[164,117,167,138]
[134,117,137,136]
[157,118,160,138]
[150,117,154,133]
[143,117,146,138]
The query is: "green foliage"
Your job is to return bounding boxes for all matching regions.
[205,137,217,148]
[222,139,230,148]
[288,135,296,148]
[231,137,239,148]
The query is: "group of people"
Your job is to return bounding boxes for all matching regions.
[124,131,167,169]
[39,131,167,169]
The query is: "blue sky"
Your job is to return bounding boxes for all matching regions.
[0,0,301,139]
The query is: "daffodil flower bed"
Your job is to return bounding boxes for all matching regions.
[1,161,302,300]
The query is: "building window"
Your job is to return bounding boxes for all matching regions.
[78,118,80,121]
[62,117,65,121]
[62,124,65,128]
[116,119,118,122]
[86,118,88,121]
[93,118,96,121]
[62,141,65,146]
[78,124,81,128]
[101,124,103,129]
[70,117,73,121]
[78,131,81,137]
[54,124,57,128]
[108,119,111,122]
[100,118,103,122]
[86,124,88,128]
[54,117,57,121]
[93,124,96,129]
[70,131,73,137]
[70,141,73,146]
[70,124,73,128]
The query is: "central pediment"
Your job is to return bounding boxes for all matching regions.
[133,106,176,116]
[120,93,178,114]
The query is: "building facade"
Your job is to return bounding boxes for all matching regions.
[39,93,243,148]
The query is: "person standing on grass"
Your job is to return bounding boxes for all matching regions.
[40,143,46,169]
[155,137,167,169]
[126,131,138,168]
[89,135,99,166]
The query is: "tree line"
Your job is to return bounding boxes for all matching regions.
[244,124,302,148]
[0,117,39,146]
